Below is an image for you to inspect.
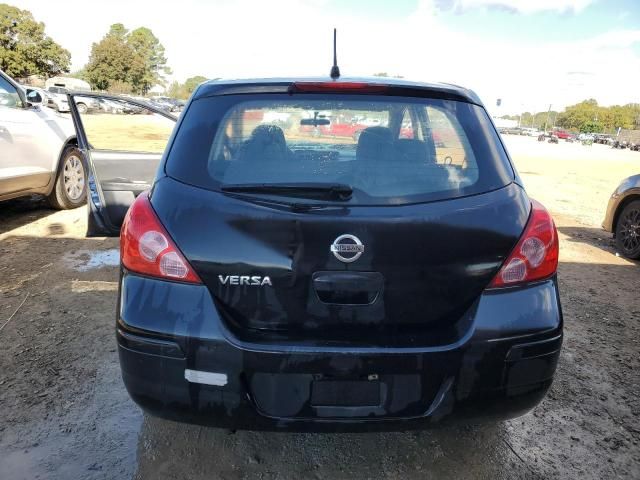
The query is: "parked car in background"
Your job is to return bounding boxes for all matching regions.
[44,75,91,92]
[0,69,84,208]
[499,126,523,135]
[593,133,612,144]
[47,86,99,114]
[577,133,594,145]
[577,133,594,142]
[552,129,572,140]
[149,96,178,112]
[97,98,125,114]
[612,139,628,149]
[603,174,640,259]
[521,127,542,137]
[68,77,562,431]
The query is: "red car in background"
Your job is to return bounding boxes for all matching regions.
[320,120,369,140]
[553,129,572,140]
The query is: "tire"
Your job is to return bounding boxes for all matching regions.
[615,200,640,260]
[47,146,87,210]
[77,102,88,114]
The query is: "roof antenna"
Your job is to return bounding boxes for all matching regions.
[330,28,340,80]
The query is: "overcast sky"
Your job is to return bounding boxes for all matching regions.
[15,0,640,114]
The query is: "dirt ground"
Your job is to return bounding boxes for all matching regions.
[0,136,638,479]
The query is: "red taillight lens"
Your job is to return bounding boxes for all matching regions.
[489,199,559,288]
[120,193,201,284]
[290,82,388,94]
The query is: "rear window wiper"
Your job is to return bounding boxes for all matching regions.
[220,183,353,201]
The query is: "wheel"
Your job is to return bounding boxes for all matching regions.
[47,146,87,210]
[615,200,640,260]
[77,102,88,114]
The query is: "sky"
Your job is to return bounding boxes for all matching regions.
[14,0,640,114]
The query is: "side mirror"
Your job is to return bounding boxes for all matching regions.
[26,89,43,106]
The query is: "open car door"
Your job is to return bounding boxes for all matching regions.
[67,93,176,236]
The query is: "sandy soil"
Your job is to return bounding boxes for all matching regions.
[0,135,638,479]
[81,113,174,153]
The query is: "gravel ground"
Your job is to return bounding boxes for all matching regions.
[0,136,638,479]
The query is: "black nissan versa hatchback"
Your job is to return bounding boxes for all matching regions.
[68,76,562,431]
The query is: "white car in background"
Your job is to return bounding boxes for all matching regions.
[577,133,595,142]
[0,69,85,209]
[521,127,542,136]
[47,86,99,114]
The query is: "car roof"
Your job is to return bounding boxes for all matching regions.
[193,77,483,106]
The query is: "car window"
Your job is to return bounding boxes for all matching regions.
[426,106,472,167]
[73,96,174,153]
[399,109,415,139]
[167,94,514,205]
[0,76,23,109]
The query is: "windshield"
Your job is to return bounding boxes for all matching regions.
[166,94,513,205]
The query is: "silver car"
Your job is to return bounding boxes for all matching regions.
[0,70,85,209]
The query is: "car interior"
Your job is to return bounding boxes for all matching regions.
[209,103,478,198]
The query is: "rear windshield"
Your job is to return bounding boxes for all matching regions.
[166,94,513,205]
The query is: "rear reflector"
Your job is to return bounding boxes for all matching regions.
[289,82,388,94]
[184,369,227,386]
[120,193,201,284]
[489,199,559,288]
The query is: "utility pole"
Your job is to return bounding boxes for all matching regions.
[544,104,552,133]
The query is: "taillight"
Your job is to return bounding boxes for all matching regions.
[489,199,559,288]
[120,193,201,284]
[289,82,388,94]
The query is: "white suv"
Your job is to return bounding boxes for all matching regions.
[0,70,85,209]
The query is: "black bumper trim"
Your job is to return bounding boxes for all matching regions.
[117,328,184,358]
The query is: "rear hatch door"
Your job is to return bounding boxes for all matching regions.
[152,89,528,347]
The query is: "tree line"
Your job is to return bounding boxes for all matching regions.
[0,3,205,98]
[1,4,639,113]
[502,100,640,134]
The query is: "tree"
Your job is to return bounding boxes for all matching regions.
[127,27,170,94]
[0,4,70,78]
[183,75,208,95]
[84,23,169,94]
[554,99,640,133]
[85,25,134,91]
[556,99,601,131]
[166,75,209,99]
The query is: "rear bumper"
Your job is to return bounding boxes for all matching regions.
[117,272,562,431]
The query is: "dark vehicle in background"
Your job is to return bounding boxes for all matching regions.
[68,77,562,431]
[611,139,628,149]
[603,174,640,259]
[593,133,612,144]
[150,96,185,112]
